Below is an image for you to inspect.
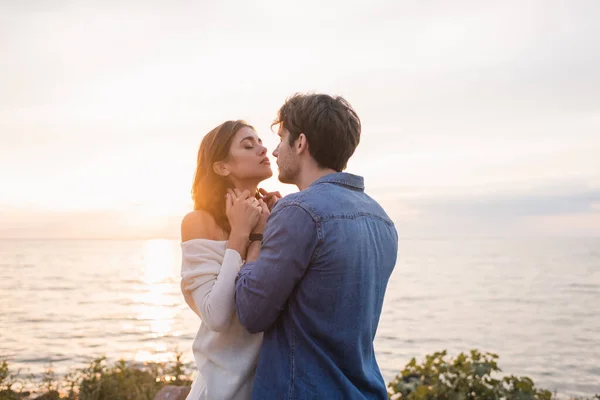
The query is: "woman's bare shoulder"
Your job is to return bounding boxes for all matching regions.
[181,210,226,242]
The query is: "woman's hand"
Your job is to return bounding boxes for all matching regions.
[253,198,270,234]
[258,188,282,211]
[225,189,261,237]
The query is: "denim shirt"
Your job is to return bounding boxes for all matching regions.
[235,172,398,399]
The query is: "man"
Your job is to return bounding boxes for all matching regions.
[235,93,398,399]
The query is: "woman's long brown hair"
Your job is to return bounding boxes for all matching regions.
[191,120,254,233]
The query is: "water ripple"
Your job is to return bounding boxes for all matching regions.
[1,238,599,398]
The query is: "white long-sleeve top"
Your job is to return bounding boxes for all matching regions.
[181,239,262,400]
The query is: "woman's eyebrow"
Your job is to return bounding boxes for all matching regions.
[240,136,262,144]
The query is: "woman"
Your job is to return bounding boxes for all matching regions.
[180,120,280,400]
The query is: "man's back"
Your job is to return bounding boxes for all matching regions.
[249,173,398,399]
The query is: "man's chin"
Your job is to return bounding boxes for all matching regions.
[278,174,292,184]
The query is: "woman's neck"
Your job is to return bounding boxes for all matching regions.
[233,181,259,198]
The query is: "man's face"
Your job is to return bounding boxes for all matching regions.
[273,126,300,184]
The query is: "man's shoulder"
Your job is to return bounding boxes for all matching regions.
[279,183,395,226]
[271,191,320,220]
[280,182,334,204]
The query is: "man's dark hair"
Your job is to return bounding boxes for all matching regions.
[272,93,361,171]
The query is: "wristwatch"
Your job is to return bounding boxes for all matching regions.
[249,233,263,243]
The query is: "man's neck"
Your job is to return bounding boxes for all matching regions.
[296,166,338,191]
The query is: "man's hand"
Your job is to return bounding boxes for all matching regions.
[258,188,282,211]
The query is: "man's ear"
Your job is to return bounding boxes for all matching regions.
[213,161,230,177]
[296,133,309,155]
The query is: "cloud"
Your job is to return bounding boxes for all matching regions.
[374,181,600,237]
[1,1,600,238]
[0,207,180,239]
[411,184,600,218]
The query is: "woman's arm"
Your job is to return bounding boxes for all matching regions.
[181,246,243,332]
[180,211,243,332]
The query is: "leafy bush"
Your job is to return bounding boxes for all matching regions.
[76,358,161,400]
[2,350,598,400]
[0,354,191,400]
[388,350,553,400]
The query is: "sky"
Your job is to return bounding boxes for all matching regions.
[1,0,599,238]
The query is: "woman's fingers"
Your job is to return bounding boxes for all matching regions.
[269,191,282,201]
[259,188,281,201]
[229,188,260,212]
[227,188,237,201]
[258,188,274,198]
[225,192,233,212]
[248,198,261,212]
[233,188,251,200]
[258,198,269,213]
[258,189,281,211]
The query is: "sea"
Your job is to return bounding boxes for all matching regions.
[1,237,599,398]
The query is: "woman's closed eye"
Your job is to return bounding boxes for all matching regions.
[242,137,262,150]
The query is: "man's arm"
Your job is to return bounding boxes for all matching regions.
[235,204,318,333]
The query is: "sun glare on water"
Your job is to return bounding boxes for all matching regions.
[130,239,181,363]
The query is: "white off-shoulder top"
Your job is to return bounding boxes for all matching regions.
[181,239,262,400]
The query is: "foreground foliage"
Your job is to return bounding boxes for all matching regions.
[0,354,191,400]
[387,350,598,400]
[2,350,598,400]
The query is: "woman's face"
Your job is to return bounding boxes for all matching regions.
[222,126,272,182]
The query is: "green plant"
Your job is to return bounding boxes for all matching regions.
[387,350,553,400]
[0,356,195,400]
[0,358,22,400]
[42,363,58,393]
[74,354,191,400]
[77,357,161,400]
[165,352,192,387]
[1,350,596,400]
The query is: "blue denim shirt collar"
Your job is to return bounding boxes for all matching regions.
[311,172,365,191]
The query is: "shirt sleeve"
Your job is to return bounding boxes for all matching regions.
[235,204,319,334]
[181,242,244,332]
